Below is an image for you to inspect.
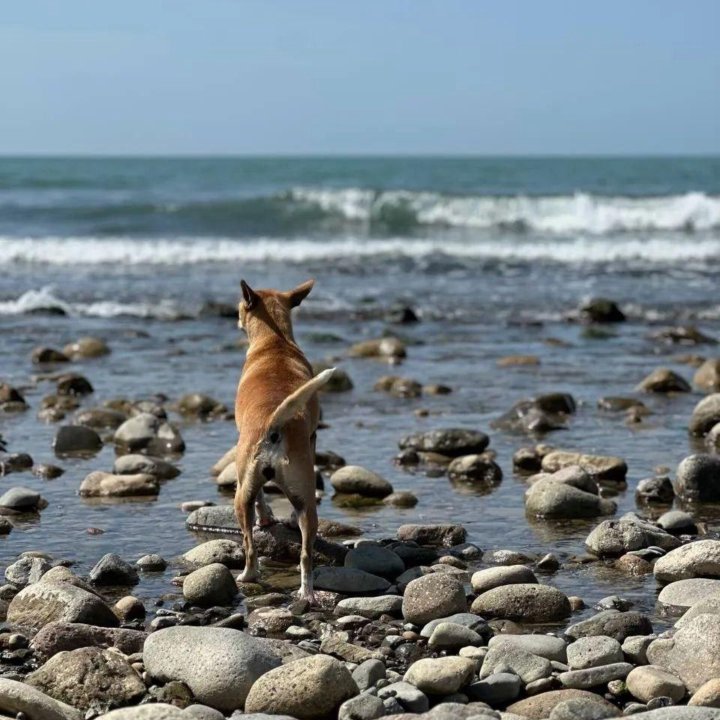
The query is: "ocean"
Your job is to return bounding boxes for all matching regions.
[1,156,719,625]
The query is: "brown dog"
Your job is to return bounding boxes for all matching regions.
[234,279,333,602]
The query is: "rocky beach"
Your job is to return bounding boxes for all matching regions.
[1,156,720,719]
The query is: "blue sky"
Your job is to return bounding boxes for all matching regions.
[1,1,718,155]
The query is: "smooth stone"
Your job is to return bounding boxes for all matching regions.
[143,626,281,712]
[657,510,697,534]
[467,673,522,706]
[404,656,476,695]
[428,622,483,649]
[331,466,394,498]
[488,634,567,662]
[345,543,404,579]
[313,566,390,594]
[626,665,686,703]
[183,539,244,568]
[89,553,139,586]
[399,428,489,457]
[397,523,467,547]
[566,610,653,642]
[421,612,488,638]
[448,454,503,485]
[74,407,127,429]
[480,644,552,684]
[137,553,168,571]
[5,556,52,587]
[541,450,627,481]
[0,486,46,512]
[471,565,537,594]
[507,689,620,719]
[402,573,467,624]
[114,412,185,453]
[0,677,82,720]
[654,540,720,583]
[471,583,570,622]
[549,698,620,719]
[622,635,656,664]
[689,678,720,707]
[335,595,403,619]
[79,471,159,497]
[674,455,720,501]
[352,658,387,691]
[689,394,720,436]
[100,705,185,719]
[377,680,429,713]
[621,709,720,719]
[558,663,632,689]
[658,579,720,612]
[63,336,110,358]
[183,563,238,606]
[637,368,691,393]
[113,453,180,479]
[636,476,675,505]
[53,425,102,454]
[694,359,720,392]
[244,654,358,719]
[338,693,386,720]
[585,513,680,558]
[567,636,623,669]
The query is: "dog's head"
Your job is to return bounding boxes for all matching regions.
[238,279,314,339]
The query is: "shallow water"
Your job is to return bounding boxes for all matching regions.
[1,156,719,633]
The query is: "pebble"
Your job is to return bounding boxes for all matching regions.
[137,553,168,571]
[335,595,404,619]
[89,553,140,586]
[480,644,553,684]
[471,565,538,593]
[567,636,624,669]
[566,610,654,642]
[182,563,238,607]
[79,471,159,497]
[402,573,467,624]
[183,539,244,568]
[404,656,476,695]
[331,465,394,498]
[626,665,686,703]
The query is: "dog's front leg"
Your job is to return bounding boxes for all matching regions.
[296,503,318,604]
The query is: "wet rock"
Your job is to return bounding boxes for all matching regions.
[7,580,118,630]
[448,454,503,486]
[5,556,52,587]
[33,462,65,479]
[377,680,429,712]
[56,372,94,396]
[471,565,537,594]
[79,471,159,497]
[331,466,394,498]
[580,298,626,323]
[245,654,358,718]
[706,423,720,451]
[383,490,419,507]
[144,626,281,712]
[674,454,720,501]
[375,375,423,398]
[74,407,128,429]
[0,383,28,411]
[0,516,13,534]
[183,563,238,606]
[27,646,145,710]
[113,453,180,479]
[0,486,47,513]
[114,412,185,454]
[113,595,146,621]
[345,543,404,579]
[626,665,687,703]
[399,428,489,457]
[585,513,681,557]
[397,523,467,547]
[541,450,627,481]
[654,539,720,582]
[653,325,718,346]
[637,368,691,393]
[598,396,647,412]
[404,656,475,695]
[658,579,720,612]
[689,394,720,436]
[471,583,570,622]
[557,662,632,689]
[507,689,620,719]
[53,424,103,455]
[566,610,653,642]
[0,677,82,720]
[90,553,139,586]
[63,336,110,359]
[176,393,227,419]
[0,451,33,472]
[314,566,390,594]
[694,359,720,392]
[402,573,467,624]
[636,476,675,505]
[526,467,616,518]
[492,399,568,434]
[31,346,70,364]
[314,363,354,392]
[216,460,237,487]
[183,539,244,568]
[350,337,406,359]
[567,636,623,669]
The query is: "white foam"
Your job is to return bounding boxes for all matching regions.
[290,188,720,233]
[0,234,718,267]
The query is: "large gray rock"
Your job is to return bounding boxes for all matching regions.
[567,636,623,669]
[674,455,720,501]
[79,471,159,497]
[113,453,180,479]
[647,614,720,692]
[244,654,358,719]
[428,622,484,649]
[585,513,680,557]
[658,578,720,611]
[338,693,386,720]
[480,644,552,684]
[526,471,615,519]
[143,626,281,712]
[330,466,393,498]
[397,523,467,547]
[689,394,720,436]
[487,634,567,662]
[557,662,633,689]
[0,486,47,512]
[566,610,653,642]
[98,706,185,719]
[30,622,146,660]
[335,595,403,619]
[376,681,429,713]
[90,553,139,586]
[404,656,476,695]
[654,539,720,583]
[0,677,82,720]
[540,451,627,481]
[471,583,570,622]
[5,555,52,587]
[114,412,185,454]
[27,646,145,710]
[626,665,686,703]
[676,595,720,628]
[53,425,103,455]
[313,566,390,594]
[402,573,467,624]
[7,580,118,630]
[399,428,489,457]
[344,543,404,579]
[637,368,691,393]
[183,539,245,568]
[183,563,238,606]
[471,565,537,594]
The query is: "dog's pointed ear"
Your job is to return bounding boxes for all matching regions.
[287,279,314,308]
[240,279,259,310]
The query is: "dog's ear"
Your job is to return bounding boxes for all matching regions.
[241,279,259,310]
[287,279,314,308]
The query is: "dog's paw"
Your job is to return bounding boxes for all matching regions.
[255,515,277,528]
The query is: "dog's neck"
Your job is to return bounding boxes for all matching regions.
[246,302,296,347]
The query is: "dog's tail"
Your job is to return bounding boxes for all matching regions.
[267,368,335,431]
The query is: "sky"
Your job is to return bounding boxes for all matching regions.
[1,1,719,155]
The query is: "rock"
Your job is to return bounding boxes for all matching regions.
[316,364,353,392]
[658,579,720,611]
[74,407,128,430]
[507,689,620,719]
[314,566,390,594]
[90,553,139,586]
[677,596,720,628]
[0,486,47,512]
[377,680,429,712]
[541,451,627,481]
[79,471,159,497]
[471,565,537,594]
[654,540,720,582]
[624,709,720,719]
[113,596,145,621]
[567,636,623,669]
[557,662,633,689]
[350,336,406,359]
[399,429,489,457]
[0,451,33,472]
[216,461,238,487]
[183,563,238,606]
[580,298,626,323]
[183,539,244,568]
[245,654,358,718]
[375,375,423,398]
[585,513,681,557]
[706,423,720,451]
[56,372,94,396]
[0,677,82,720]
[335,595,403,619]
[338,693,385,720]
[345,543,404,579]
[467,672,522,706]
[7,580,118,630]
[176,393,227,419]
[566,610,653,642]
[471,583,570,622]
[352,658,386,691]
[526,470,615,518]
[53,424,103,455]
[5,556,52,587]
[27,646,145,710]
[136,553,168,571]
[492,399,568,434]
[144,626,281,711]
[404,656,475,695]
[657,510,697,534]
[32,346,70,363]
[402,573,467,624]
[183,706,225,720]
[114,412,185,454]
[480,645,552,684]
[0,383,28,411]
[637,368,691,393]
[488,634,567,662]
[420,612,488,638]
[428,622,484,649]
[63,336,110,358]
[397,523,467,547]
[113,453,180,479]
[689,678,720,706]
[383,490,419,507]
[636,476,675,504]
[331,466,394,498]
[448,454,503,486]
[98,705,186,719]
[33,462,65,479]
[694,359,720,392]
[674,455,720,501]
[689,394,720,436]
[626,665,686,703]
[549,699,620,719]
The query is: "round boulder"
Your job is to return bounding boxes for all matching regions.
[471,583,571,622]
[330,466,393,498]
[402,573,467,625]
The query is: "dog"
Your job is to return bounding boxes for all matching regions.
[234,278,333,602]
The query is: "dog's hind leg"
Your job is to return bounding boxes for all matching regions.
[296,501,318,604]
[254,489,276,527]
[235,462,260,583]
